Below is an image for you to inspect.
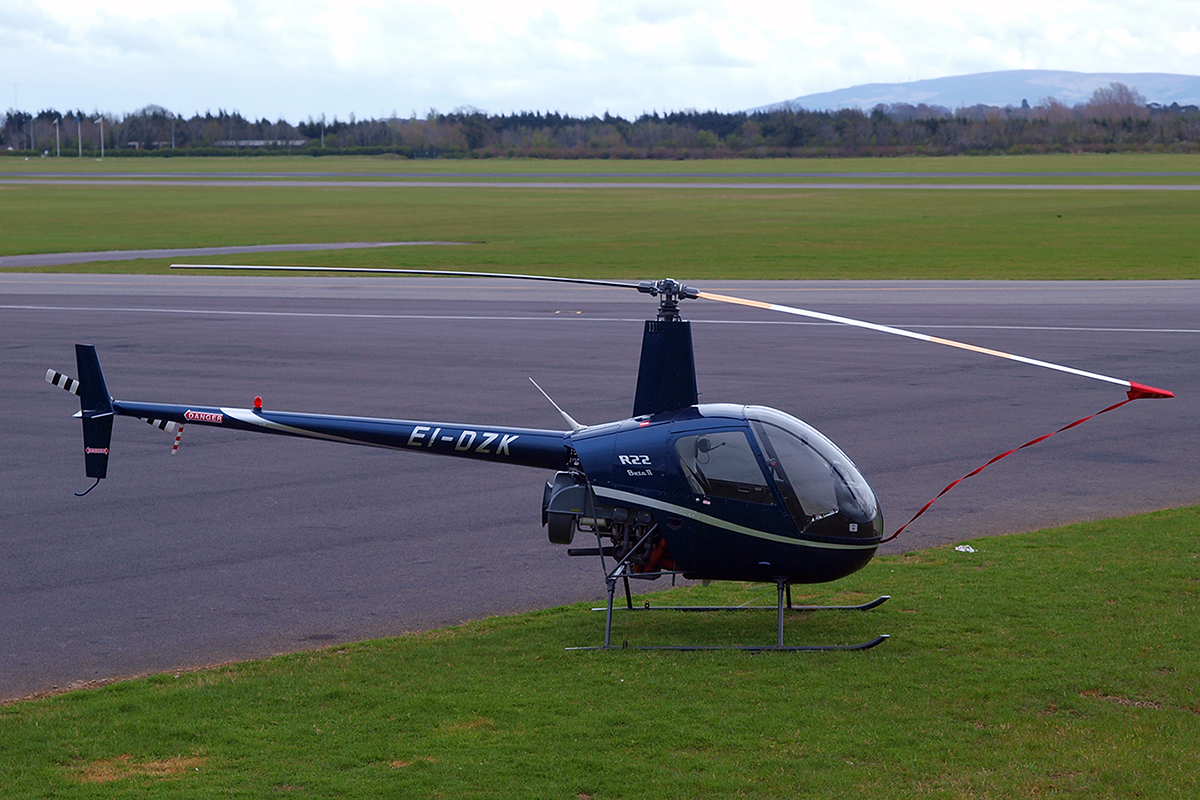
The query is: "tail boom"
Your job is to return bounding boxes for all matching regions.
[111,400,573,471]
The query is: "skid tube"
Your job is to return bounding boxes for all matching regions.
[567,569,889,652]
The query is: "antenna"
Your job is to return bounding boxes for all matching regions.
[528,379,584,432]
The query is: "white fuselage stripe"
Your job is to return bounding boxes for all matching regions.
[221,407,380,447]
[591,486,878,551]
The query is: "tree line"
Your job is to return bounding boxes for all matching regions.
[4,83,1199,160]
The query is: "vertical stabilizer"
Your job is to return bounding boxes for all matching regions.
[75,344,114,479]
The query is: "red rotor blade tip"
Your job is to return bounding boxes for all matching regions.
[1127,381,1174,400]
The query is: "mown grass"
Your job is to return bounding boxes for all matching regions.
[3,506,1197,798]
[3,152,1200,175]
[3,170,1200,279]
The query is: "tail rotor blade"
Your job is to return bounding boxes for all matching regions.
[696,291,1173,400]
[46,369,81,395]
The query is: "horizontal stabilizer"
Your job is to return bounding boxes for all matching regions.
[142,417,178,433]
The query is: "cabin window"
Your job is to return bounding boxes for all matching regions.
[674,431,773,504]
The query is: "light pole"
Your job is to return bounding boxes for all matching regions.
[77,117,82,158]
[94,116,104,158]
[54,118,60,157]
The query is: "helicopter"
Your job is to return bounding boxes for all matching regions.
[47,268,1173,651]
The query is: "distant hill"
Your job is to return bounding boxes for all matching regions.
[754,70,1200,112]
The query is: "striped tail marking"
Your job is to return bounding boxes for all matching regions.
[143,418,178,433]
[49,369,176,432]
[45,369,80,395]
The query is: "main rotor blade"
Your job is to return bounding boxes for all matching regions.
[696,290,1173,400]
[169,265,1172,399]
[170,264,641,291]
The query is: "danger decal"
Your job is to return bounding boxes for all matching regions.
[184,410,224,423]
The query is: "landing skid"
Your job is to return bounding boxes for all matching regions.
[566,636,890,653]
[568,569,889,652]
[620,595,892,613]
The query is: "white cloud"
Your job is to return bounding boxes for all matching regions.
[1178,28,1200,55]
[3,0,1198,120]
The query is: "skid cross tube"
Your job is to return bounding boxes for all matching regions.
[593,524,658,649]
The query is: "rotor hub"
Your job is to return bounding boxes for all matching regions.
[637,278,699,321]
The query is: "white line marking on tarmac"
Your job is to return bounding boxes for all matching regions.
[3,304,1198,334]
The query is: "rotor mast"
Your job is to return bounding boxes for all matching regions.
[632,279,700,417]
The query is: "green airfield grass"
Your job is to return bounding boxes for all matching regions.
[3,506,1197,798]
[3,171,1200,280]
[3,152,1200,176]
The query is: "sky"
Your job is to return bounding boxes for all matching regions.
[4,0,1199,122]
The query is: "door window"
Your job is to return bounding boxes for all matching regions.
[674,431,773,505]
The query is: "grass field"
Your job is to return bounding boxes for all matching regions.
[2,506,1197,798]
[4,151,1200,176]
[2,154,1200,280]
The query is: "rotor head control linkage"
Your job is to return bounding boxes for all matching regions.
[637,279,699,321]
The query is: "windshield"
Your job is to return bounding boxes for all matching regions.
[745,406,878,530]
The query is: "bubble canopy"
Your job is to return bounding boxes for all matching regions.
[744,405,881,539]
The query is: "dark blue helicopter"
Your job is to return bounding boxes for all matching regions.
[50,271,1171,650]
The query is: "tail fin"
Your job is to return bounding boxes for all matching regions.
[75,344,114,480]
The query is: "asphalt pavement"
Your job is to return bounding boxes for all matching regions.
[2,275,1196,700]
